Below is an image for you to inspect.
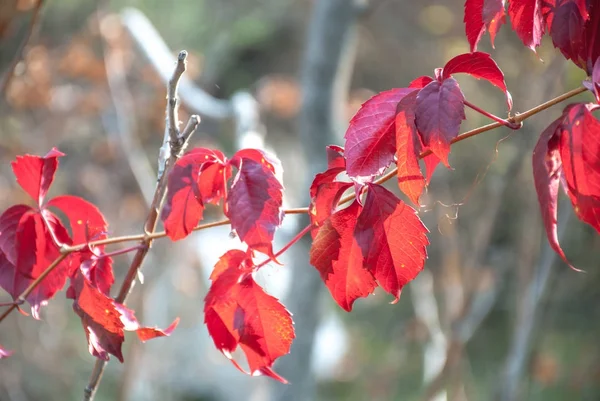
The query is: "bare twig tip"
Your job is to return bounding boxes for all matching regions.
[178,50,188,61]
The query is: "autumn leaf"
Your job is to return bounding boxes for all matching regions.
[395,91,425,205]
[71,271,179,362]
[415,78,466,166]
[533,103,600,268]
[354,184,429,301]
[11,148,64,206]
[558,104,600,233]
[310,201,377,311]
[205,251,294,382]
[464,0,506,51]
[344,88,418,179]
[507,0,545,51]
[227,149,284,257]
[442,52,512,109]
[543,0,590,65]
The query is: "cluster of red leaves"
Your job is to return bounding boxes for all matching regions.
[465,0,600,74]
[533,102,600,267]
[161,147,293,381]
[463,1,600,264]
[0,149,177,362]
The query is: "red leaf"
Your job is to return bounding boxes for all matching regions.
[354,184,429,301]
[415,78,466,166]
[508,0,544,51]
[46,195,107,244]
[423,153,442,184]
[546,0,590,65]
[136,318,180,343]
[47,195,113,295]
[326,145,346,170]
[532,118,572,265]
[442,52,512,109]
[0,204,32,265]
[558,104,600,233]
[464,0,506,51]
[11,148,65,206]
[210,249,250,282]
[310,201,377,311]
[162,152,206,241]
[409,76,434,89]
[13,211,72,318]
[197,149,230,205]
[227,149,284,256]
[395,91,425,205]
[205,255,294,382]
[345,88,417,178]
[71,272,126,362]
[309,155,353,229]
[0,343,13,359]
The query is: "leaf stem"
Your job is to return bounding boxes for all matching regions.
[464,100,521,129]
[254,224,314,270]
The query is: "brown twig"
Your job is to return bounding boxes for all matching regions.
[83,50,199,401]
[0,0,45,95]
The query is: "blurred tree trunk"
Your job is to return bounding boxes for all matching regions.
[271,0,362,400]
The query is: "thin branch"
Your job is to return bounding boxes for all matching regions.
[0,0,45,95]
[83,50,199,401]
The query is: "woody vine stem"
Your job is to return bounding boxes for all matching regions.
[0,48,587,399]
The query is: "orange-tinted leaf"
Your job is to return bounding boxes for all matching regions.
[355,184,429,301]
[227,149,284,256]
[395,91,425,205]
[310,201,377,311]
[11,148,65,206]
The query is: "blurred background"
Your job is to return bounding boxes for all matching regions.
[0,0,599,400]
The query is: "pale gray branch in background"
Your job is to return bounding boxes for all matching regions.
[272,1,363,400]
[496,201,572,401]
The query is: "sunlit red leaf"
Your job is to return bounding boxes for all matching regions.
[46,195,107,244]
[72,272,126,362]
[205,255,294,382]
[197,149,230,205]
[345,88,417,178]
[507,0,544,51]
[395,91,424,205]
[210,249,250,282]
[310,201,377,311]
[136,318,180,342]
[464,0,506,51]
[442,52,512,109]
[409,76,434,89]
[326,145,346,170]
[354,184,429,301]
[12,210,72,318]
[227,149,284,256]
[309,155,353,230]
[558,104,600,233]
[162,151,207,241]
[415,78,466,166]
[11,148,64,206]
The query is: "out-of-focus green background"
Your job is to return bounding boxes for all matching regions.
[1,1,599,400]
